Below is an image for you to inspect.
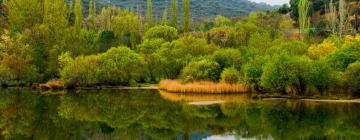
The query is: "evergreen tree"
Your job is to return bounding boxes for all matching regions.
[182,0,190,32]
[162,7,168,25]
[170,0,178,29]
[146,0,153,27]
[88,0,95,17]
[74,0,83,32]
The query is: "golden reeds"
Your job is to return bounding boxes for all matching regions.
[159,80,250,94]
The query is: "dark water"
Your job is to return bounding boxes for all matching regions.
[0,88,359,140]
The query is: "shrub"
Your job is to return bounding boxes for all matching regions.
[243,56,268,90]
[344,61,360,95]
[181,58,221,82]
[0,65,11,85]
[221,67,240,84]
[307,39,337,60]
[267,41,308,56]
[261,53,310,94]
[326,42,360,70]
[304,60,337,94]
[137,38,167,82]
[99,46,145,85]
[208,26,235,47]
[144,25,178,41]
[212,48,242,70]
[60,55,101,87]
[156,35,218,78]
[248,32,272,53]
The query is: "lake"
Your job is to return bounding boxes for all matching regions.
[0,88,359,140]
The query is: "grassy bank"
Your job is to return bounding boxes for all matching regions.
[159,80,249,94]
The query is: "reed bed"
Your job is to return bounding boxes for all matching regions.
[159,80,249,94]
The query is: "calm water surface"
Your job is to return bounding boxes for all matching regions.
[0,88,359,140]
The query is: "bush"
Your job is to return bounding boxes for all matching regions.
[307,39,337,60]
[208,26,235,47]
[144,25,178,41]
[221,67,240,84]
[0,65,11,86]
[344,61,360,95]
[156,35,218,78]
[99,46,145,85]
[243,56,268,90]
[326,42,360,70]
[267,41,308,56]
[60,55,101,87]
[212,48,242,70]
[304,60,337,94]
[261,53,310,94]
[248,32,272,53]
[181,58,221,82]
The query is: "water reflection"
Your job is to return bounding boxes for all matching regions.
[0,88,359,140]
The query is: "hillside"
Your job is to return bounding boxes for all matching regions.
[83,0,277,19]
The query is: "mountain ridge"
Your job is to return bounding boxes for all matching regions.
[82,0,277,19]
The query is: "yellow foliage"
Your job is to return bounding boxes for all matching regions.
[307,39,337,60]
[344,34,360,45]
[159,80,249,94]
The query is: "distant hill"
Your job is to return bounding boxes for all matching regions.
[82,0,277,19]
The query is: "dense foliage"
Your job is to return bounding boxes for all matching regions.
[0,0,359,96]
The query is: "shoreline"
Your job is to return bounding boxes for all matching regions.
[2,87,360,103]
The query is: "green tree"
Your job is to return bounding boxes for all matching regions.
[326,42,360,70]
[170,0,178,29]
[212,48,242,70]
[0,31,39,83]
[243,56,268,91]
[305,60,337,94]
[261,53,310,95]
[74,0,83,32]
[144,25,178,41]
[137,38,167,82]
[60,55,100,87]
[298,0,311,39]
[99,46,145,85]
[162,7,168,25]
[181,58,221,82]
[3,0,42,31]
[344,61,360,95]
[221,67,240,84]
[88,0,96,17]
[182,0,190,32]
[145,0,153,29]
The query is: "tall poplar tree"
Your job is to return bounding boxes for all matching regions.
[74,0,83,32]
[162,7,168,25]
[88,0,94,17]
[170,0,178,29]
[146,0,153,27]
[298,0,311,39]
[182,0,190,32]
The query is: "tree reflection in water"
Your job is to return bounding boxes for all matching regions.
[0,88,359,140]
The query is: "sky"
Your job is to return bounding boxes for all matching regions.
[249,0,290,6]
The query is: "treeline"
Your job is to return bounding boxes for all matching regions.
[0,0,359,96]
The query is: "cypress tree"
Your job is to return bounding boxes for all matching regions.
[162,7,168,25]
[89,0,94,17]
[74,0,83,32]
[146,0,153,27]
[170,0,178,29]
[182,0,190,32]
